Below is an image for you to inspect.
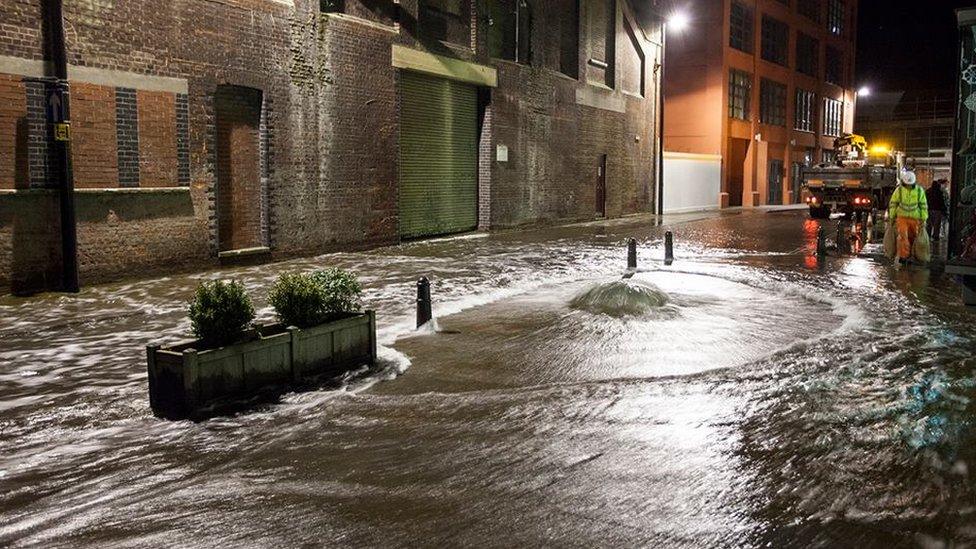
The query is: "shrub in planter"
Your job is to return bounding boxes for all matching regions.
[268,272,329,329]
[188,280,255,346]
[313,267,363,314]
[269,268,363,328]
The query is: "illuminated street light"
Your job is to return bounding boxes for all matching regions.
[668,11,690,33]
[857,86,872,97]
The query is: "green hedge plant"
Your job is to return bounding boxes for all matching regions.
[269,268,363,328]
[313,268,363,315]
[188,280,255,346]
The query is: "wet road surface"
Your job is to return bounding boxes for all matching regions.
[2,209,976,547]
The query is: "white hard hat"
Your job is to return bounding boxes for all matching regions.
[900,169,917,185]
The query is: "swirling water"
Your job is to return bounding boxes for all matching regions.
[2,210,975,547]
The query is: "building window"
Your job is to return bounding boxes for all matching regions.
[559,0,579,78]
[827,0,845,35]
[320,0,397,25]
[729,69,752,120]
[795,88,815,132]
[760,78,787,126]
[825,45,843,85]
[796,33,819,77]
[798,0,819,22]
[761,15,789,67]
[824,97,843,137]
[729,2,754,54]
[822,149,836,164]
[320,0,343,11]
[487,0,532,64]
[419,0,468,44]
[586,0,616,88]
[621,18,645,96]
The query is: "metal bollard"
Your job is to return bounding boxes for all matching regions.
[665,231,674,265]
[627,238,637,269]
[816,226,827,258]
[416,277,432,328]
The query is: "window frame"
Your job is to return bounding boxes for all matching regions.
[729,69,753,121]
[487,0,532,64]
[558,0,579,78]
[825,45,843,85]
[795,33,819,77]
[419,0,469,44]
[320,0,343,12]
[794,88,816,132]
[827,0,845,36]
[823,97,843,137]
[729,1,754,54]
[760,78,787,127]
[761,15,789,67]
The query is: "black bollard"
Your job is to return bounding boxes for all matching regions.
[627,238,637,270]
[665,231,674,265]
[416,277,432,328]
[816,226,827,258]
[836,222,848,253]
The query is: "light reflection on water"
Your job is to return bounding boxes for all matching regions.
[1,211,976,547]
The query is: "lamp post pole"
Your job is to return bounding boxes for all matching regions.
[44,0,79,293]
[657,22,666,216]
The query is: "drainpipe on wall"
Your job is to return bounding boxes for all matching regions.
[44,0,80,293]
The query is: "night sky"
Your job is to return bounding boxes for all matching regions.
[855,0,973,94]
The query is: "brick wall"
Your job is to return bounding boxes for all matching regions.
[115,87,140,187]
[0,0,660,293]
[483,0,656,228]
[0,74,28,189]
[137,90,179,187]
[71,83,119,189]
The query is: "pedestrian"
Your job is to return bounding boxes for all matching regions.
[888,169,929,264]
[926,179,948,241]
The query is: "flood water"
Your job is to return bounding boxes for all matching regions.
[2,209,976,547]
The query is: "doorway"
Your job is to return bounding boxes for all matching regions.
[792,162,803,203]
[728,138,748,207]
[398,71,478,239]
[768,159,784,205]
[215,85,265,252]
[596,154,607,217]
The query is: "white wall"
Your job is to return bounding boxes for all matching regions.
[663,152,722,214]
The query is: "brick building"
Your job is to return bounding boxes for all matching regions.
[664,0,858,208]
[0,0,663,294]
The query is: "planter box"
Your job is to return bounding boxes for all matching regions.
[147,311,376,420]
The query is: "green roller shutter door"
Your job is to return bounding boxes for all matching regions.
[399,71,478,239]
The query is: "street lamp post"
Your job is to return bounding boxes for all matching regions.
[44,0,79,293]
[657,11,689,217]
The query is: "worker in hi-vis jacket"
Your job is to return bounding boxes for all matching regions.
[888,169,928,263]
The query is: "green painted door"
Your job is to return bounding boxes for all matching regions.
[399,71,478,239]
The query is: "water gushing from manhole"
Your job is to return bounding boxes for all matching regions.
[569,278,673,317]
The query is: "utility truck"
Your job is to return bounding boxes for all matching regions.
[800,134,902,233]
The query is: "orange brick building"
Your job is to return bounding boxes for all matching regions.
[665,0,858,208]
